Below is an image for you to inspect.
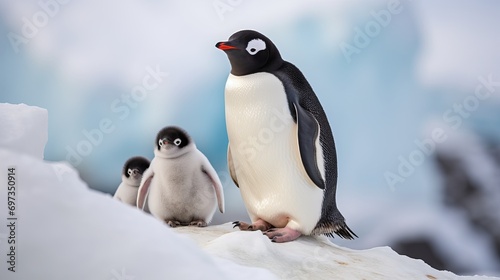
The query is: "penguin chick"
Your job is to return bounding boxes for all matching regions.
[216,30,357,242]
[137,126,224,227]
[113,156,150,206]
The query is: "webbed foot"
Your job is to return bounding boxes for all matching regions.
[264,227,302,243]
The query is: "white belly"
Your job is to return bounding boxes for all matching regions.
[114,183,139,206]
[225,73,322,234]
[147,154,217,224]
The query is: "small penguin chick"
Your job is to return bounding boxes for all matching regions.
[137,126,225,227]
[113,156,150,206]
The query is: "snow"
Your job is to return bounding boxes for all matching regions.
[0,149,278,280]
[176,223,497,280]
[1,103,499,279]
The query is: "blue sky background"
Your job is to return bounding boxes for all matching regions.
[1,0,500,275]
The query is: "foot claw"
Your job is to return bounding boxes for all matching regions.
[234,221,252,230]
[233,219,272,231]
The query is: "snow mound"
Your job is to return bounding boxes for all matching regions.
[0,149,277,280]
[175,224,498,280]
[0,103,48,159]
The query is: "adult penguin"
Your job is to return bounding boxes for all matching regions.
[216,30,357,242]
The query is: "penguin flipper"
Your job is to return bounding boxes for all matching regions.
[200,153,225,213]
[292,103,325,189]
[137,166,154,210]
[227,145,239,188]
[271,62,326,190]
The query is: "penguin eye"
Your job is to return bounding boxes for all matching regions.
[246,39,266,55]
[173,138,182,146]
[158,139,163,147]
[127,168,133,175]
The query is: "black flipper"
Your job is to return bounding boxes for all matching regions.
[292,103,325,189]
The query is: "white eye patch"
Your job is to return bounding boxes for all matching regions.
[173,138,182,146]
[246,39,266,55]
[127,168,138,176]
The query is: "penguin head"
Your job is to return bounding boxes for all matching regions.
[155,126,193,158]
[216,30,283,76]
[122,156,150,186]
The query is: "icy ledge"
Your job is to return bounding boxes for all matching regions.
[174,223,497,280]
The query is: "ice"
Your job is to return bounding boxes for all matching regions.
[0,103,48,160]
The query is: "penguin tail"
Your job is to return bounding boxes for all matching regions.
[312,218,358,240]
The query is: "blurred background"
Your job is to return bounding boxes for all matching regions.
[1,0,499,276]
